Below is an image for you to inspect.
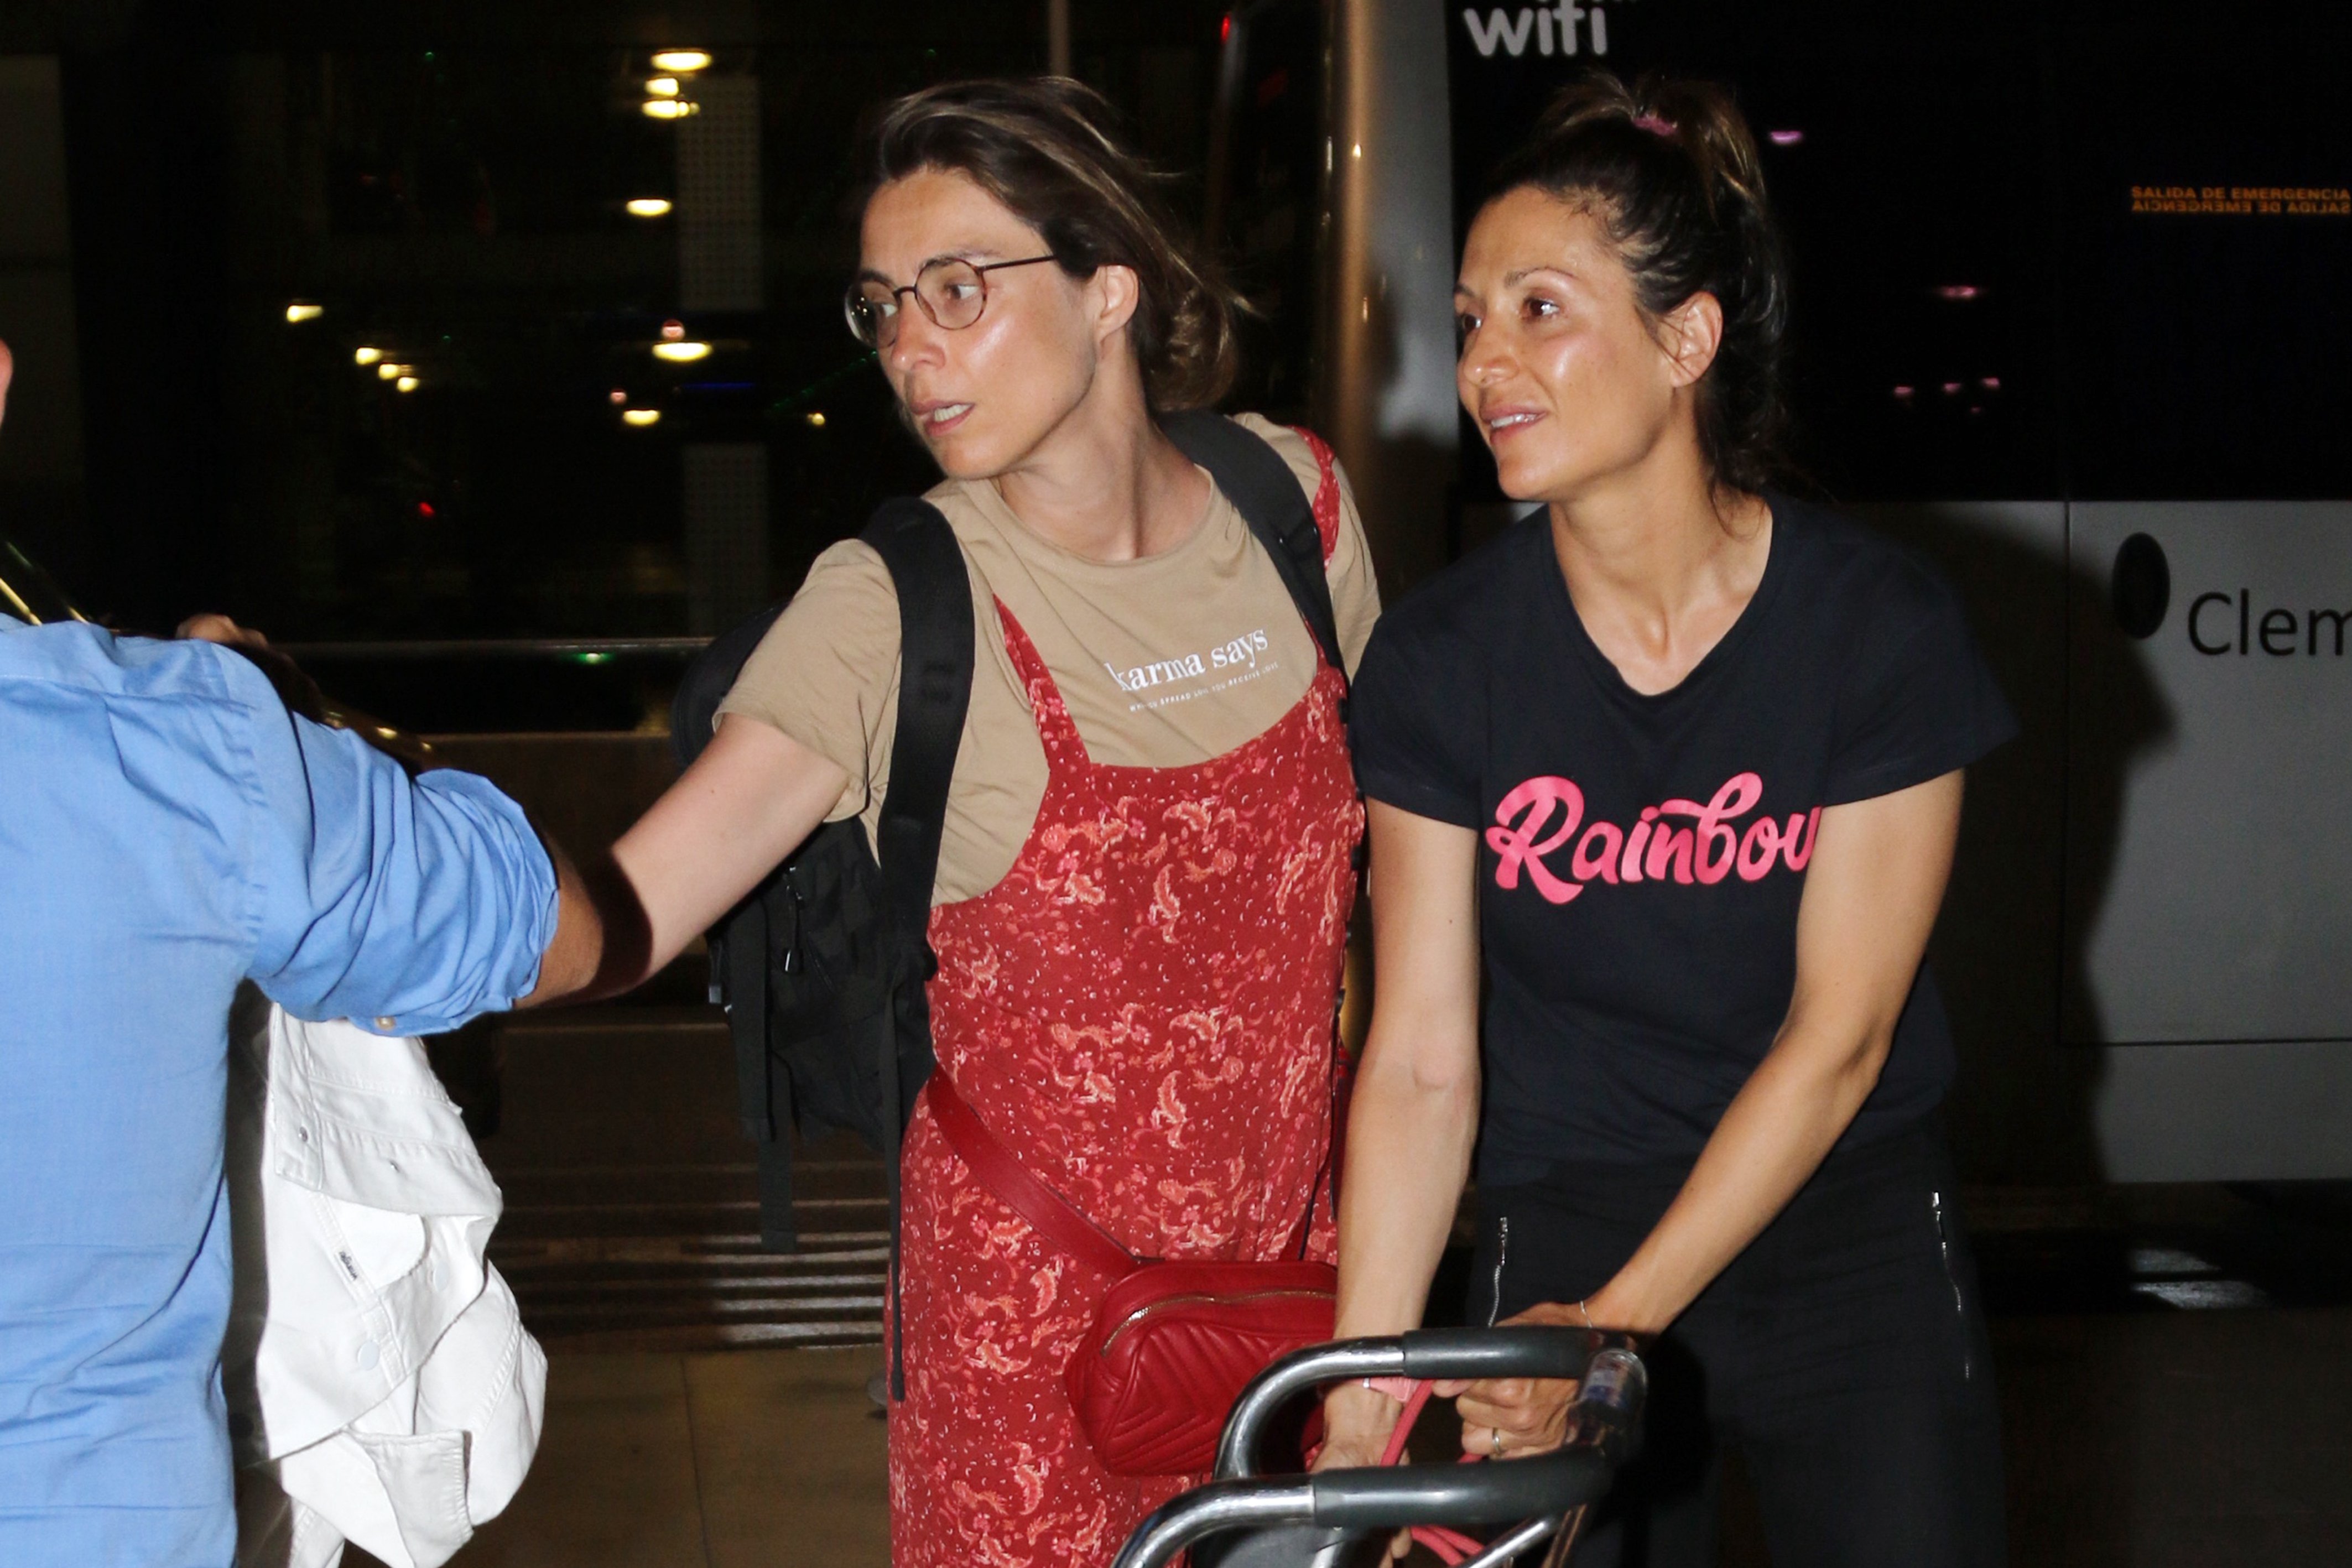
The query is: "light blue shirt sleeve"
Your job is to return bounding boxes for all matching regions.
[233,667,559,1035]
[0,622,559,1567]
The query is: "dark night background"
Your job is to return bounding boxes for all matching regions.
[0,1,1244,655]
[0,1,2344,723]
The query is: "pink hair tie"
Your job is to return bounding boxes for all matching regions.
[1632,113,1678,139]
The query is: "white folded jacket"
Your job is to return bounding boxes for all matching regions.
[223,989,545,1568]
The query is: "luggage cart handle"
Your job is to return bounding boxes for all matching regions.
[1110,1447,1620,1568]
[1216,1326,1637,1480]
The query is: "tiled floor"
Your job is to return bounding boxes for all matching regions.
[1995,1309,2352,1568]
[412,1305,2352,1567]
[444,1346,891,1568]
[377,1011,2352,1566]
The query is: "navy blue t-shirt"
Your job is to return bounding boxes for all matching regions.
[1351,497,2017,1181]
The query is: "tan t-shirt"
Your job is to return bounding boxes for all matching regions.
[717,415,1381,904]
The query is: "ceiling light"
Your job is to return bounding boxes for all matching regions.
[651,50,711,72]
[660,319,685,340]
[625,197,673,218]
[377,362,413,381]
[652,341,712,363]
[395,376,419,393]
[354,346,383,366]
[641,99,697,120]
[1767,129,1804,147]
[645,77,680,97]
[805,411,826,428]
[285,301,324,324]
[622,408,663,426]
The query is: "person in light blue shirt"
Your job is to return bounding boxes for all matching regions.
[0,499,599,1559]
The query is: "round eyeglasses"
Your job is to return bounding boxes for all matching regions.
[843,253,1059,349]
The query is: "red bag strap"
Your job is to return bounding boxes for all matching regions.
[1378,1379,1489,1566]
[924,1074,1142,1280]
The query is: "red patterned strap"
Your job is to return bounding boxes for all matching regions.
[990,598,1090,767]
[1286,425,1344,567]
[924,1075,1141,1280]
[927,1072,1322,1277]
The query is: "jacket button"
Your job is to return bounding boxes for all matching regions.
[374,1017,397,1030]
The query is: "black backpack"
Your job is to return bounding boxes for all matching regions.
[670,411,1351,1391]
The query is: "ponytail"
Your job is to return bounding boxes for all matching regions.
[1486,71,1791,494]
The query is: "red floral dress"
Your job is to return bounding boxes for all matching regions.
[887,443,1363,1568]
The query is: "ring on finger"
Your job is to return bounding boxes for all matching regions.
[1490,1428,1505,1458]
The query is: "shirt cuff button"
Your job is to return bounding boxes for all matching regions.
[374,1016,397,1030]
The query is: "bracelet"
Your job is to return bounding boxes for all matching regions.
[1574,1299,1595,1329]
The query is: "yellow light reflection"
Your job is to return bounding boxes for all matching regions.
[377,362,412,381]
[652,341,711,362]
[641,99,698,120]
[645,77,680,97]
[395,376,419,393]
[651,50,711,72]
[625,197,674,218]
[806,411,826,428]
[285,302,324,324]
[622,408,663,427]
[353,346,383,366]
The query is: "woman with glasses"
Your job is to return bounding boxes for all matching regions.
[597,79,1378,1567]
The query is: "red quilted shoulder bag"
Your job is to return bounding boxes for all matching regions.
[925,1074,1336,1476]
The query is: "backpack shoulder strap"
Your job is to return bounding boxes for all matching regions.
[1158,409,1347,690]
[859,498,971,1400]
[860,497,975,952]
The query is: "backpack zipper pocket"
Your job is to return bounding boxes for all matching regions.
[779,876,804,975]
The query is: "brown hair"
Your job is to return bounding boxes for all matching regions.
[1486,71,1791,495]
[853,77,1243,411]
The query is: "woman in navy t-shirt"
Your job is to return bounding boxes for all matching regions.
[1316,72,2015,1565]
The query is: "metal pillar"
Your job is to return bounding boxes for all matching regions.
[1318,0,1459,596]
[1048,0,1071,76]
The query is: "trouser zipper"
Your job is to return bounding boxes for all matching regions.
[1931,1189,1973,1381]
[1487,1213,1510,1327]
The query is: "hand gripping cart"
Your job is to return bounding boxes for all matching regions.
[1111,1327,1647,1568]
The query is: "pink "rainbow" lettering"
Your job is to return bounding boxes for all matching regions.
[1485,772,1822,905]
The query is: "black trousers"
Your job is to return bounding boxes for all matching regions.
[1469,1120,2006,1568]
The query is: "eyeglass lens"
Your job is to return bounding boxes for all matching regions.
[846,259,988,348]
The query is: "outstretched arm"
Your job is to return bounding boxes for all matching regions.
[183,611,848,1015]
[537,714,850,1005]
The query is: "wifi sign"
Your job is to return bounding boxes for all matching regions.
[1461,2,1612,58]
